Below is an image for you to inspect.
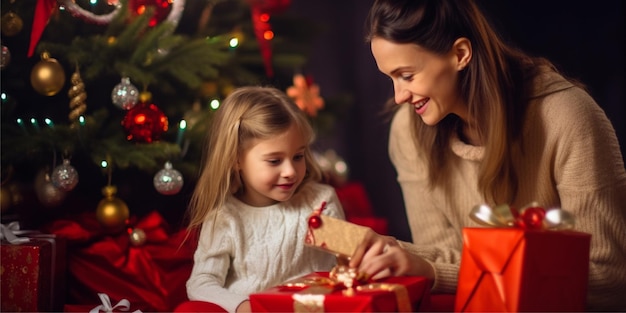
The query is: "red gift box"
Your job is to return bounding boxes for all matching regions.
[455,228,591,312]
[250,272,430,312]
[0,232,66,312]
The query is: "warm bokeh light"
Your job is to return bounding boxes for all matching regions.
[135,114,146,124]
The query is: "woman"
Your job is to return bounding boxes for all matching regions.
[350,0,626,310]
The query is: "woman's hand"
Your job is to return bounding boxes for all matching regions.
[349,230,435,281]
[236,300,251,313]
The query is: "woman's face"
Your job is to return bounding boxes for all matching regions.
[371,37,467,125]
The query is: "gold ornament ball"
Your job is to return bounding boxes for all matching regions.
[1,12,24,37]
[96,185,129,229]
[31,54,66,96]
[129,228,147,246]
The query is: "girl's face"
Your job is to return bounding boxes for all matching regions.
[236,124,307,207]
[371,37,468,125]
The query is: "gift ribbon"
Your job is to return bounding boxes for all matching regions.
[469,203,575,230]
[283,271,413,313]
[90,293,142,313]
[293,292,327,313]
[356,283,412,312]
[1,222,32,244]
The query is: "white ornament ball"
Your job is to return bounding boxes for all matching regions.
[111,77,139,110]
[129,228,147,246]
[51,159,79,192]
[153,161,183,195]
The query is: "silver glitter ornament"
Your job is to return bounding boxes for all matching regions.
[153,161,183,195]
[111,77,139,110]
[51,159,79,192]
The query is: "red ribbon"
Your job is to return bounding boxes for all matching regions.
[29,0,57,57]
[247,0,291,78]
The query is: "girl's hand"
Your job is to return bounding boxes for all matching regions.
[349,230,435,281]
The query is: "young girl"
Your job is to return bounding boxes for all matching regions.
[180,86,345,313]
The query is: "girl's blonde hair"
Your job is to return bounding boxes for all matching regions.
[185,86,323,231]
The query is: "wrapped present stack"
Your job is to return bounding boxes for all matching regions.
[455,203,591,312]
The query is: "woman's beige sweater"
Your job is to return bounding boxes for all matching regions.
[389,71,626,311]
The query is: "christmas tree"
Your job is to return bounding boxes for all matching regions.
[1,0,348,230]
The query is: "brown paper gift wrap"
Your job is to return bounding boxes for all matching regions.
[250,272,430,312]
[454,228,591,312]
[305,214,371,259]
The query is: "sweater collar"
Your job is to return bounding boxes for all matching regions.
[450,133,484,161]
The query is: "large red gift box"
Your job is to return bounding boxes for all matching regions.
[1,234,67,312]
[250,272,431,312]
[455,228,591,312]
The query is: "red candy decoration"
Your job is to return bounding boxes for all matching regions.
[308,215,322,229]
[519,207,546,229]
[122,102,169,143]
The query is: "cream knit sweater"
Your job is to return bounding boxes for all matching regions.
[389,71,626,311]
[186,182,345,313]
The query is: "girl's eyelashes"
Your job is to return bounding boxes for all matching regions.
[265,152,305,165]
[267,159,281,165]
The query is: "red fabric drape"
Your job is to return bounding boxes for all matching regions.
[45,211,197,312]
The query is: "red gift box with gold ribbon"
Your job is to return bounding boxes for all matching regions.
[43,211,197,312]
[250,272,431,312]
[455,204,591,312]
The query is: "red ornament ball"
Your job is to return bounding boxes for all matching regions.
[130,0,172,27]
[519,207,546,229]
[308,215,322,229]
[122,102,168,143]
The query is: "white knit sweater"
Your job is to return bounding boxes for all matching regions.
[389,71,626,311]
[186,182,345,313]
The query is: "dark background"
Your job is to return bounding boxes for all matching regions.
[288,1,625,242]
